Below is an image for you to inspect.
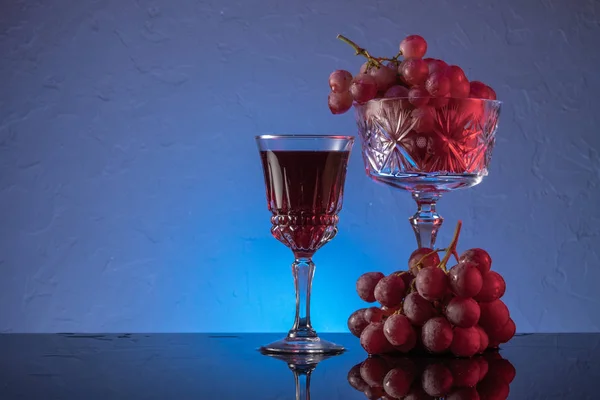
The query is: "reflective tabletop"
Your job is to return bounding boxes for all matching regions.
[1,333,598,399]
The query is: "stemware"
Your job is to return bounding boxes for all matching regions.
[256,135,354,354]
[354,97,501,248]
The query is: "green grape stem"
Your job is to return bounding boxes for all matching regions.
[439,221,463,270]
[336,34,383,68]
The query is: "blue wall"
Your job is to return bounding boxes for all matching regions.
[1,0,599,333]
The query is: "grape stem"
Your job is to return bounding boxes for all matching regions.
[439,220,463,270]
[336,34,383,68]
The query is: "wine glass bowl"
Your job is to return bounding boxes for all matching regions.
[354,97,501,248]
[256,135,354,354]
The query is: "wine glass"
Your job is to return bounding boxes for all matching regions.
[256,134,355,354]
[354,97,501,249]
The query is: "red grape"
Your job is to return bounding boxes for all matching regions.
[398,270,415,289]
[469,81,491,100]
[476,325,489,354]
[474,271,506,303]
[475,357,489,381]
[357,272,385,302]
[449,358,481,388]
[402,58,429,86]
[403,292,436,326]
[446,65,467,85]
[416,266,448,301]
[408,248,441,275]
[328,91,353,114]
[479,300,510,333]
[489,318,515,344]
[400,35,428,59]
[487,86,497,100]
[363,386,386,400]
[405,386,436,400]
[451,326,481,357]
[369,65,397,92]
[348,308,369,337]
[383,367,415,398]
[361,322,394,355]
[409,86,430,107]
[448,262,483,298]
[427,58,448,75]
[329,70,353,93]
[348,362,369,392]
[425,72,451,97]
[446,297,481,328]
[488,358,516,384]
[459,248,492,274]
[422,317,453,353]
[422,363,454,397]
[383,314,412,346]
[375,274,406,307]
[361,356,392,387]
[350,73,378,103]
[452,80,471,98]
[395,325,418,352]
[411,106,435,133]
[365,306,384,323]
[359,62,369,74]
[384,84,410,100]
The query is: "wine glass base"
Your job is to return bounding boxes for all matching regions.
[260,336,345,355]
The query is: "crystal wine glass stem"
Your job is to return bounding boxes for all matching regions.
[409,192,444,249]
[293,369,312,400]
[288,258,317,339]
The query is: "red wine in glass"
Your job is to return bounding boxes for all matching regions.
[256,135,354,355]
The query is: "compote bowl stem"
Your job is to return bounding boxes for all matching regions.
[409,192,444,249]
[289,257,317,339]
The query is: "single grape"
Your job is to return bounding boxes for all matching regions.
[361,322,394,355]
[395,325,418,353]
[422,363,454,397]
[328,91,353,114]
[416,266,449,301]
[361,357,392,388]
[474,271,506,303]
[400,35,428,59]
[446,65,467,85]
[426,58,448,75]
[478,300,510,334]
[449,358,481,388]
[375,274,406,308]
[488,358,516,384]
[329,70,353,93]
[452,79,471,98]
[348,308,369,337]
[477,375,510,400]
[447,387,481,400]
[350,73,378,103]
[403,292,437,326]
[408,248,441,275]
[475,357,489,382]
[411,106,435,134]
[405,386,436,400]
[488,318,515,344]
[446,297,481,328]
[487,86,497,100]
[425,72,451,97]
[402,58,429,86]
[422,317,453,353]
[469,81,491,99]
[365,306,384,323]
[348,362,370,392]
[448,262,483,298]
[357,272,385,302]
[383,367,415,398]
[383,314,412,346]
[451,326,481,357]
[369,65,397,92]
[363,386,386,400]
[409,86,430,107]
[359,61,369,74]
[384,84,409,99]
[459,248,492,274]
[475,325,489,354]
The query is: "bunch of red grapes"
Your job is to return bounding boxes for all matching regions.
[348,352,515,399]
[328,34,497,114]
[348,222,515,357]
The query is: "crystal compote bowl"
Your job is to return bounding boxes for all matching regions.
[355,97,501,248]
[256,135,354,354]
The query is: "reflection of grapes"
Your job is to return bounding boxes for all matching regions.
[348,354,515,400]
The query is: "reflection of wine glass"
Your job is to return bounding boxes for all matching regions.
[348,353,515,399]
[256,135,355,354]
[355,97,501,248]
[261,351,336,400]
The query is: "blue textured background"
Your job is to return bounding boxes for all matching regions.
[1,0,599,333]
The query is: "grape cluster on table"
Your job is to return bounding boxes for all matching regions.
[328,34,497,115]
[349,245,515,357]
[348,351,515,400]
